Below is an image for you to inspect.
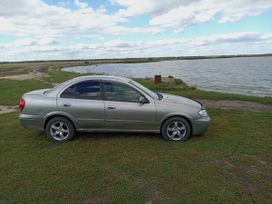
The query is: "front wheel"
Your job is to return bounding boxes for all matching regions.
[45,117,75,142]
[161,117,191,141]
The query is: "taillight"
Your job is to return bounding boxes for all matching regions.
[19,98,25,111]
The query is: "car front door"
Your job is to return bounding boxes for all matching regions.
[57,80,105,129]
[103,81,157,131]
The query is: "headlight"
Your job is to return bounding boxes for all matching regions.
[198,109,208,117]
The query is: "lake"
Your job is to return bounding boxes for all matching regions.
[62,56,272,97]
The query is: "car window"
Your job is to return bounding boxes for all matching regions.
[61,81,101,100]
[104,82,141,102]
[130,80,159,99]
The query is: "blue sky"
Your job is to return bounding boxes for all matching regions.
[0,0,272,61]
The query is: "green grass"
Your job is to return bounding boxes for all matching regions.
[0,61,84,76]
[0,60,272,203]
[44,69,85,83]
[0,79,51,105]
[0,110,271,203]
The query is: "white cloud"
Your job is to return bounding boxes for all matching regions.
[0,0,167,39]
[0,0,125,36]
[154,0,272,26]
[1,32,272,61]
[150,0,219,27]
[103,26,164,35]
[110,0,193,16]
[151,0,272,27]
[74,0,88,9]
[14,37,59,47]
[0,0,271,61]
[111,0,272,27]
[0,0,270,37]
[191,32,272,46]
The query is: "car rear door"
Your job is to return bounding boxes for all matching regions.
[57,80,105,129]
[102,81,156,131]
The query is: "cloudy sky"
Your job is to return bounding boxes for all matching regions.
[0,0,272,61]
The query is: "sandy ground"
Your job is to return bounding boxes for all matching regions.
[0,100,271,115]
[0,69,47,80]
[0,105,18,115]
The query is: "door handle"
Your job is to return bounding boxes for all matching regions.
[63,103,71,107]
[107,105,116,110]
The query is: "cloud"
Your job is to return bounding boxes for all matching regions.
[0,0,271,61]
[111,0,272,28]
[191,32,272,46]
[14,38,59,47]
[103,26,164,35]
[0,0,166,38]
[0,0,270,38]
[74,0,88,9]
[151,0,272,27]
[2,32,272,61]
[0,0,125,36]
[109,0,193,16]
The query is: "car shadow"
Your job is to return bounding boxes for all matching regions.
[76,131,161,141]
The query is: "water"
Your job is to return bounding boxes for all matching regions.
[62,56,272,97]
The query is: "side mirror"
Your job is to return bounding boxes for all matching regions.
[139,96,149,104]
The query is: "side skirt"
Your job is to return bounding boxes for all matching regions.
[76,128,160,133]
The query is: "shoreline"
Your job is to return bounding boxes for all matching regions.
[1,53,272,64]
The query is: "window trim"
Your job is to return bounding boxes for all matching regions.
[59,80,103,100]
[102,80,149,103]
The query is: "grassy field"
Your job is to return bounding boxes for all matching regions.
[0,61,272,203]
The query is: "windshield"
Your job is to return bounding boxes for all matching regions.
[130,80,159,100]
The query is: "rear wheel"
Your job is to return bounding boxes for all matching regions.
[161,117,191,141]
[45,117,75,142]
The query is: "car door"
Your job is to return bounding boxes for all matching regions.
[57,80,105,129]
[103,81,156,130]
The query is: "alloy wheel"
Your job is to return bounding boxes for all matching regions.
[166,121,186,141]
[50,121,70,141]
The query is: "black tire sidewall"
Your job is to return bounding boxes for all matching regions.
[45,117,75,142]
[161,117,191,141]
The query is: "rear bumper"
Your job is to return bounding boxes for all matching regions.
[192,116,211,135]
[19,114,44,131]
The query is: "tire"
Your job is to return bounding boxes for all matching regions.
[161,117,191,141]
[45,116,75,142]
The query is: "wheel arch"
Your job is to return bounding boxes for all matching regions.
[160,114,193,134]
[43,112,77,130]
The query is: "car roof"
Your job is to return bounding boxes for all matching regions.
[72,75,131,83]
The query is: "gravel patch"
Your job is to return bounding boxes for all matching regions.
[199,99,272,112]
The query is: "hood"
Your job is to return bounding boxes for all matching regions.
[161,93,202,109]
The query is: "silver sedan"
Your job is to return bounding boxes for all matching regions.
[19,75,210,142]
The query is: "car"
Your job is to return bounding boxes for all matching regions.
[19,75,210,142]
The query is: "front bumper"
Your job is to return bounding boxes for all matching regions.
[191,116,211,135]
[19,114,44,131]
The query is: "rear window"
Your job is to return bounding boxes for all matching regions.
[61,81,101,100]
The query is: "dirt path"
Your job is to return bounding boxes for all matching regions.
[0,69,48,81]
[199,99,272,112]
[0,100,271,115]
[0,105,18,115]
